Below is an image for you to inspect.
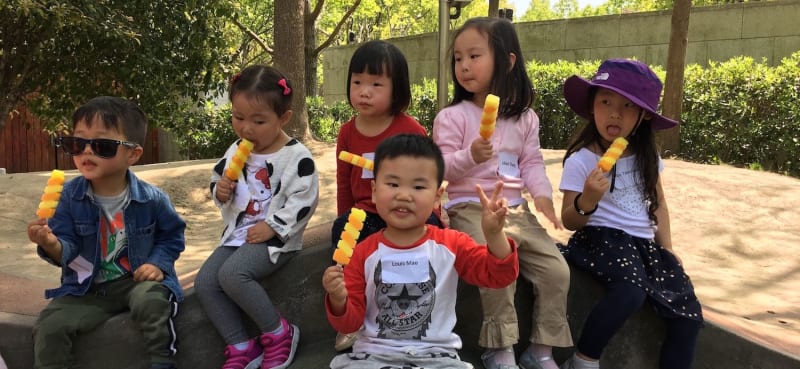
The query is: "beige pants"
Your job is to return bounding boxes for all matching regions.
[448,201,573,348]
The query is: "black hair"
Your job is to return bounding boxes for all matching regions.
[450,17,534,120]
[229,65,293,116]
[72,96,147,145]
[346,40,411,115]
[373,134,444,187]
[563,88,662,224]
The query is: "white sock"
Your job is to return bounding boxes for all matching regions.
[486,347,516,366]
[571,353,600,369]
[528,344,558,369]
[232,340,251,351]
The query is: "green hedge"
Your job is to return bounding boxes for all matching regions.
[310,54,799,177]
[171,54,800,177]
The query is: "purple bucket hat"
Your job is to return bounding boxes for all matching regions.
[563,59,678,130]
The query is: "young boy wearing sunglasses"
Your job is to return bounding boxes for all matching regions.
[27,96,186,369]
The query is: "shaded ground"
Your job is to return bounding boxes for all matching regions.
[0,140,797,356]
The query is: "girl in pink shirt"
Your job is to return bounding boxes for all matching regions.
[433,17,572,369]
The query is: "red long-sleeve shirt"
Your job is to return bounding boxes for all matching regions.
[335,113,427,215]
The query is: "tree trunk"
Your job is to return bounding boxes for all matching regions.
[304,1,319,97]
[488,0,500,17]
[659,0,691,157]
[274,0,312,141]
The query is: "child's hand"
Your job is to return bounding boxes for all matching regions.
[246,222,276,244]
[322,265,348,313]
[533,196,564,230]
[582,167,610,204]
[27,218,58,248]
[215,176,235,203]
[477,182,508,235]
[470,137,493,164]
[134,263,164,282]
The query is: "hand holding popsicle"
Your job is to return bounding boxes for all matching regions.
[332,208,367,265]
[36,170,65,219]
[338,151,373,172]
[479,94,500,140]
[597,137,629,172]
[224,139,254,180]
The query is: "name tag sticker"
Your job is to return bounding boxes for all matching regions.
[497,151,520,178]
[381,252,429,284]
[361,152,375,179]
[68,255,94,283]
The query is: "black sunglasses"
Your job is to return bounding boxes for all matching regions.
[56,136,139,159]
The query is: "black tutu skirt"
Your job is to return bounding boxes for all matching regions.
[564,226,703,322]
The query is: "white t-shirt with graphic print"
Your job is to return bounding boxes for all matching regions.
[560,147,663,239]
[226,152,275,246]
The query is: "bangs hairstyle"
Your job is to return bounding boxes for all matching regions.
[373,134,445,187]
[72,96,147,145]
[450,17,534,119]
[346,40,411,115]
[229,65,293,117]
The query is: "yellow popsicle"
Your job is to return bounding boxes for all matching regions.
[332,208,367,265]
[597,137,629,172]
[338,151,374,172]
[479,94,500,140]
[224,139,254,180]
[36,170,65,219]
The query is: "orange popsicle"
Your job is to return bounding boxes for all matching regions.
[338,151,374,172]
[479,94,500,140]
[332,208,367,265]
[597,137,629,172]
[36,170,65,219]
[224,139,254,180]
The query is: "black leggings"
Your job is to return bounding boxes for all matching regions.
[577,281,702,369]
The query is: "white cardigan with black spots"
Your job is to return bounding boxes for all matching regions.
[211,138,319,262]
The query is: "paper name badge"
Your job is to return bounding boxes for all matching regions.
[380,251,429,284]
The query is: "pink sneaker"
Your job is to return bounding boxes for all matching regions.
[259,318,300,369]
[222,339,263,369]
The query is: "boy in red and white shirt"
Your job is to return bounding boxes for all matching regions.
[322,134,519,368]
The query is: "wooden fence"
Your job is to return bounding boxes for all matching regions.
[0,105,161,174]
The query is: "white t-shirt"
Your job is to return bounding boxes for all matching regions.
[559,148,663,239]
[226,152,275,246]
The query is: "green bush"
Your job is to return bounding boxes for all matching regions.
[407,78,441,134]
[527,56,799,177]
[527,59,601,149]
[681,54,800,175]
[162,101,236,160]
[170,55,800,178]
[307,96,353,143]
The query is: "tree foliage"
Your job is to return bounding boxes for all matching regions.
[0,0,237,132]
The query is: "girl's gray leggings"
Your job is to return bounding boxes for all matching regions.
[195,241,295,344]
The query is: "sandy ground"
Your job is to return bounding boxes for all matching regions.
[0,140,797,356]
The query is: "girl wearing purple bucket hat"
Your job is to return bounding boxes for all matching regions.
[558,59,703,369]
[434,17,573,369]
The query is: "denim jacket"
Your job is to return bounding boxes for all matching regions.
[38,170,186,301]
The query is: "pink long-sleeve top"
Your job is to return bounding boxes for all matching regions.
[433,101,553,205]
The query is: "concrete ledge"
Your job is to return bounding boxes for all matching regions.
[2,224,798,368]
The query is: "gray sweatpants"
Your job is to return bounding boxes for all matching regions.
[330,351,474,369]
[195,242,295,344]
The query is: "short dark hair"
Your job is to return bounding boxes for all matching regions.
[373,134,444,186]
[229,65,293,116]
[346,40,411,115]
[72,96,147,145]
[450,17,534,119]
